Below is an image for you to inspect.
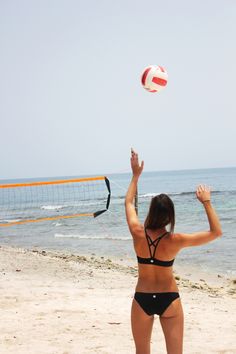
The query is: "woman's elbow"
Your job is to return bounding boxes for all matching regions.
[212,228,223,238]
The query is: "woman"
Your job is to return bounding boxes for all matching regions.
[125,149,222,354]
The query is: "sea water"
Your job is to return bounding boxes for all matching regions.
[0,168,235,276]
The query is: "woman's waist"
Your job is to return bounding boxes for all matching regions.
[135,277,178,293]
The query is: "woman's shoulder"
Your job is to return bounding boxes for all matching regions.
[134,224,145,237]
[168,232,183,243]
[166,232,183,250]
[131,224,145,239]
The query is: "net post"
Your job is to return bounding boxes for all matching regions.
[93,177,111,218]
[105,177,111,210]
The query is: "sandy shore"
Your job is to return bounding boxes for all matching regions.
[0,246,235,354]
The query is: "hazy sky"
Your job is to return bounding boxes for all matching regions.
[1,0,235,179]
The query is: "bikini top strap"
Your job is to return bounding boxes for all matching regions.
[152,232,168,259]
[145,229,169,259]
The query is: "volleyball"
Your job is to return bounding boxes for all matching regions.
[141,65,168,93]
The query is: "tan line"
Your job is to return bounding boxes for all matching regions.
[0,213,94,227]
[0,176,105,189]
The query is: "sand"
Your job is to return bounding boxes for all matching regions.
[0,245,235,354]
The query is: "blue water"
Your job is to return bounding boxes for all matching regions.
[0,168,235,276]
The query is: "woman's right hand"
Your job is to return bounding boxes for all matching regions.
[130,148,144,178]
[196,184,211,204]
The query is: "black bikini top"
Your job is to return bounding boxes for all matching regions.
[137,229,175,267]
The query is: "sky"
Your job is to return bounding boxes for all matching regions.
[0,0,236,179]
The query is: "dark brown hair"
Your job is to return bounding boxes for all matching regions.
[144,194,175,233]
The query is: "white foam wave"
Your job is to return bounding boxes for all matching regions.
[41,205,65,210]
[0,219,21,223]
[54,233,130,241]
[139,193,158,198]
[54,222,63,226]
[139,192,183,198]
[41,201,104,210]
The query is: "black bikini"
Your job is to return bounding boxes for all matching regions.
[134,229,180,316]
[134,292,180,316]
[137,230,175,267]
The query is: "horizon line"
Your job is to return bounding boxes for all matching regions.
[1,165,236,182]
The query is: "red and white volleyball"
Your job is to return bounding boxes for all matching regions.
[141,65,168,93]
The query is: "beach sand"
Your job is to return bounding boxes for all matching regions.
[0,246,235,354]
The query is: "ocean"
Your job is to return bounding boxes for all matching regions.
[0,168,235,276]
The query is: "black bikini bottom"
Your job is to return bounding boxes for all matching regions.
[134,291,180,316]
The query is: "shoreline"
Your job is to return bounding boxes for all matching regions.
[4,244,235,291]
[0,245,235,353]
[1,233,234,278]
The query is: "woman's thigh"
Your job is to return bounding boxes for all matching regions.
[159,298,184,354]
[131,298,154,354]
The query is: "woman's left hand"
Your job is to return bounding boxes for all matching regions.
[130,148,144,177]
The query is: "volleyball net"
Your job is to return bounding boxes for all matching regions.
[0,176,111,227]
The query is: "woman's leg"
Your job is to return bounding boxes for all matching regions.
[131,298,154,354]
[159,298,184,354]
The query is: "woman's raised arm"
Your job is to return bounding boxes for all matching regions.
[125,149,144,238]
[175,185,222,248]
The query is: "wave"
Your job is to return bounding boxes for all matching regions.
[219,217,235,222]
[41,205,65,210]
[54,233,130,241]
[138,192,192,198]
[40,200,106,210]
[0,218,22,224]
[54,222,63,226]
[169,190,224,196]
[139,193,158,198]
[113,190,235,200]
[138,190,236,198]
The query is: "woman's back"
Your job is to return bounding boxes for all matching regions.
[134,228,179,292]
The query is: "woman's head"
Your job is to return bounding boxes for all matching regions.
[144,194,175,233]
